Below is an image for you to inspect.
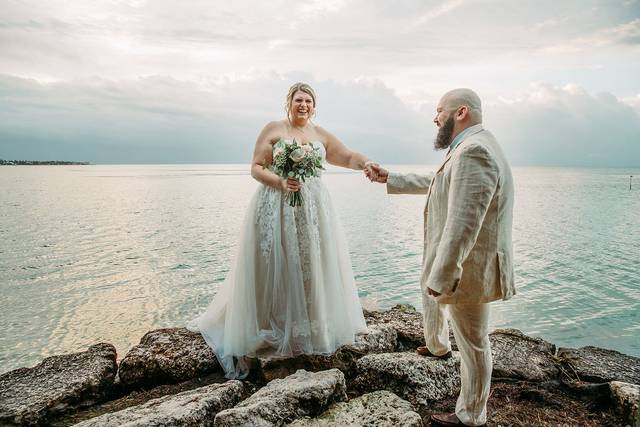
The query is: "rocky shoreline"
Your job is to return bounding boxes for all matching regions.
[1,304,638,426]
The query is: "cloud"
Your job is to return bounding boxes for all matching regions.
[413,0,465,26]
[1,74,638,167]
[541,18,640,53]
[289,0,346,30]
[1,0,638,102]
[488,83,640,167]
[0,73,433,164]
[600,18,640,46]
[622,93,640,111]
[533,16,570,30]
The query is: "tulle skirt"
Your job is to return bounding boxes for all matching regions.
[186,177,367,379]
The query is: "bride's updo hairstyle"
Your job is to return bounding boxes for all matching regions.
[285,82,316,122]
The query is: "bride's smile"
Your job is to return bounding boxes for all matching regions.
[292,92,314,121]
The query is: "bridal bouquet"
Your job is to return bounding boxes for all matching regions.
[269,139,324,207]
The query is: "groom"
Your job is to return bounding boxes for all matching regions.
[366,88,515,427]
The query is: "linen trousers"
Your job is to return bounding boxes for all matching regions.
[422,293,492,426]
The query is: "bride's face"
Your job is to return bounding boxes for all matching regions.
[290,91,314,121]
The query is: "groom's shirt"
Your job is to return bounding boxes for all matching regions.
[448,124,483,154]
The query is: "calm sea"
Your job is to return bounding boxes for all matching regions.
[1,164,639,374]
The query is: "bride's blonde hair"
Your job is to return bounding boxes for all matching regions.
[285,82,316,122]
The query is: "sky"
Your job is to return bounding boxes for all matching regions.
[1,0,639,166]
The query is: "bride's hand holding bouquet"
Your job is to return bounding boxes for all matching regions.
[269,138,324,207]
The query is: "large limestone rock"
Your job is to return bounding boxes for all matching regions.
[254,325,397,382]
[364,304,458,351]
[352,351,460,411]
[215,369,347,426]
[0,343,117,426]
[609,381,640,427]
[73,380,244,427]
[289,390,423,427]
[117,328,220,390]
[364,304,425,350]
[558,346,640,384]
[490,329,559,382]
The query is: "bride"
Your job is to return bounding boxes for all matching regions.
[187,82,373,379]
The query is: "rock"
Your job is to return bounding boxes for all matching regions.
[73,380,244,427]
[0,343,117,426]
[215,369,347,426]
[289,390,423,427]
[253,325,397,382]
[558,346,640,384]
[352,351,460,411]
[364,304,425,350]
[490,329,559,382]
[364,304,458,351]
[117,328,220,390]
[609,381,640,427]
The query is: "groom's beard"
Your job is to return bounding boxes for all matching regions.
[434,115,455,150]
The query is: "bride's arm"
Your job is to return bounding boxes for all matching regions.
[319,126,372,170]
[250,122,300,192]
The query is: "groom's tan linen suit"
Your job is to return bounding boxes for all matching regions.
[386,124,514,426]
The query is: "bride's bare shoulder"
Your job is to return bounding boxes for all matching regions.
[314,125,337,144]
[262,120,288,132]
[258,120,288,144]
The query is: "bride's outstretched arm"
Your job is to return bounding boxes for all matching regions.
[250,121,300,192]
[319,126,371,170]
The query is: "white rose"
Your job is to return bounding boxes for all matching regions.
[289,147,305,163]
[273,147,284,158]
[302,144,313,153]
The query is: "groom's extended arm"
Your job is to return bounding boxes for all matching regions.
[425,143,499,296]
[365,164,433,194]
[386,172,433,195]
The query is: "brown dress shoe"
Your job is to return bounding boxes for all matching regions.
[430,412,485,426]
[416,346,452,359]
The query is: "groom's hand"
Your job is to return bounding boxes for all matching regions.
[366,163,389,183]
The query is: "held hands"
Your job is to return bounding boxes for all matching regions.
[281,177,301,192]
[364,162,389,184]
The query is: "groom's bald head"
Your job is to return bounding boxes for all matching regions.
[433,88,483,150]
[440,88,482,124]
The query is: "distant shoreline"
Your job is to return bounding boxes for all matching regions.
[0,160,90,165]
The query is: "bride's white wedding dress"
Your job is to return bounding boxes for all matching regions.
[187,140,367,379]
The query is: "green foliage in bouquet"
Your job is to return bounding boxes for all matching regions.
[266,138,325,207]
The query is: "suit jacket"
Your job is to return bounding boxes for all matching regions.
[387,126,515,304]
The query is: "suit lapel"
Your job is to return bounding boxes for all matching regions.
[425,152,453,202]
[426,126,485,204]
[435,150,454,174]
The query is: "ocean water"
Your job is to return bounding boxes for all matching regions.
[1,164,638,374]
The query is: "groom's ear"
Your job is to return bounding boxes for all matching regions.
[455,106,469,121]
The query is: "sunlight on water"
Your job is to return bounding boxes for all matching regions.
[1,164,639,373]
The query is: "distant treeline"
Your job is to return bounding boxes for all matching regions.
[0,159,90,165]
